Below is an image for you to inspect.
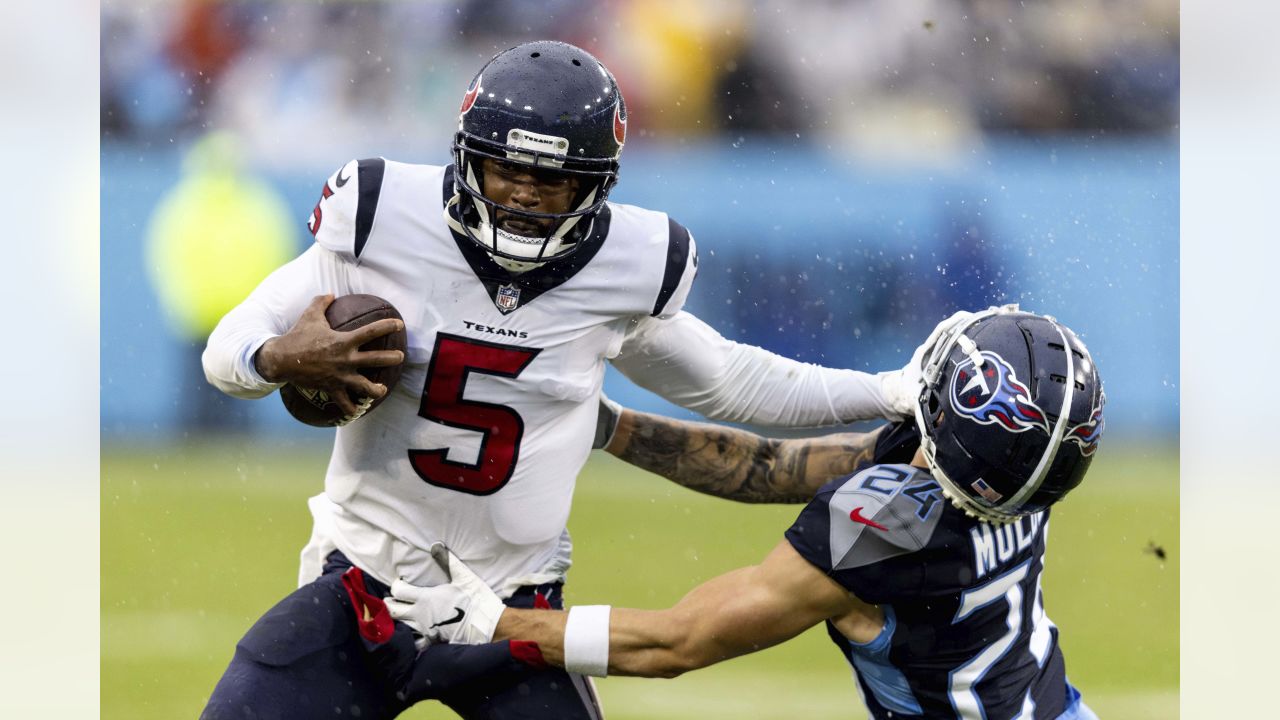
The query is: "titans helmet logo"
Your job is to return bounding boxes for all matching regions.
[1065,391,1105,456]
[950,351,1050,434]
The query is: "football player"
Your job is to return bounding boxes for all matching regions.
[390,307,1105,720]
[200,40,961,719]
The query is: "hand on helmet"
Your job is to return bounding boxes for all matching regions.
[882,309,982,418]
[385,544,506,649]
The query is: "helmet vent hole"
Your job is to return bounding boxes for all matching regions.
[572,58,582,66]
[1049,341,1087,360]
[530,52,541,58]
[1049,373,1086,391]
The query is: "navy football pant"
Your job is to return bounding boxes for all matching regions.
[201,552,603,720]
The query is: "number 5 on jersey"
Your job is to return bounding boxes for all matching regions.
[408,334,540,495]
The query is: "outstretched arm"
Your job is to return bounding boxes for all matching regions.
[490,540,876,677]
[612,311,906,425]
[604,408,887,503]
[612,310,979,426]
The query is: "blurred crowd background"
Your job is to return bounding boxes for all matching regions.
[101,0,1178,439]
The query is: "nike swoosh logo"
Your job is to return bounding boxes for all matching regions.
[335,167,351,188]
[429,607,466,628]
[849,506,888,531]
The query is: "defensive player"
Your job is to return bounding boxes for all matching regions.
[389,307,1106,720]
[200,41,956,719]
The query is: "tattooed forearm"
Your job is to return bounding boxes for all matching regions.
[610,411,889,504]
[785,426,886,490]
[613,415,789,503]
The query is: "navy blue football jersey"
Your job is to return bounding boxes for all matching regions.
[785,464,1068,720]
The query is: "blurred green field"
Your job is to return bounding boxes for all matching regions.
[103,440,1178,719]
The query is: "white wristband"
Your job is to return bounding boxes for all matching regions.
[563,605,612,677]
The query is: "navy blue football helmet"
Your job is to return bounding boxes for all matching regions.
[450,41,626,271]
[913,306,1105,523]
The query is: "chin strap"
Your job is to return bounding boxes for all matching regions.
[453,157,600,268]
[443,194,542,273]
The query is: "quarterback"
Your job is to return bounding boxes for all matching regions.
[200,41,951,719]
[392,308,1105,720]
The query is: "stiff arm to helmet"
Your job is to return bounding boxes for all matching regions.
[614,312,909,426]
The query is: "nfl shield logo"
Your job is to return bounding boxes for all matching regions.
[495,283,521,313]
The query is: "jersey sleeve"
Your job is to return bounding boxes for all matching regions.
[649,217,697,318]
[202,243,356,398]
[612,310,897,426]
[784,465,944,604]
[308,158,387,263]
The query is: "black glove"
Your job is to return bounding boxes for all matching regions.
[343,565,539,705]
[399,640,537,703]
[359,618,544,704]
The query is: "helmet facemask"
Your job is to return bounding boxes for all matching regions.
[450,130,616,272]
[446,41,627,273]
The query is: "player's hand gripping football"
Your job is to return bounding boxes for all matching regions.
[255,294,405,417]
[385,544,506,650]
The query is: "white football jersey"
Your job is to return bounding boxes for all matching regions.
[204,157,903,597]
[210,158,696,593]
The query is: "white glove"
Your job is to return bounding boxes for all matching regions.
[881,309,979,418]
[883,306,1024,417]
[385,543,506,649]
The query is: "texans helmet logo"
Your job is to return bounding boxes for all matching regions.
[613,103,627,148]
[951,351,1049,434]
[1065,391,1105,456]
[460,74,482,115]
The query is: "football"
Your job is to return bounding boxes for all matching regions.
[279,294,408,427]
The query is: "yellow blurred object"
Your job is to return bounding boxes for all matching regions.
[613,0,747,135]
[145,132,296,339]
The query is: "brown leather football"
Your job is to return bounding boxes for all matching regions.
[279,294,408,427]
